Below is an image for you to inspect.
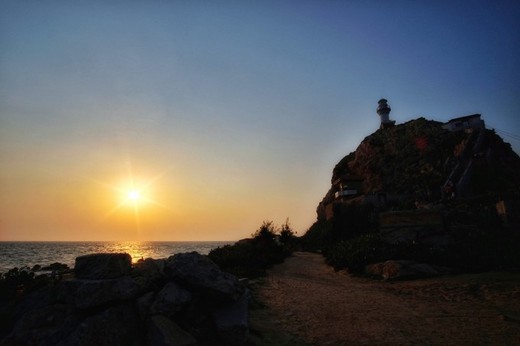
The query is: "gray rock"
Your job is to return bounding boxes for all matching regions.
[365,260,450,280]
[75,253,132,279]
[57,276,142,309]
[136,291,156,321]
[133,258,166,281]
[151,282,192,318]
[2,304,80,346]
[14,286,54,321]
[147,315,197,346]
[132,258,167,291]
[212,290,250,346]
[58,303,143,346]
[164,252,244,302]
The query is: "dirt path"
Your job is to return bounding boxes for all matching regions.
[249,252,520,345]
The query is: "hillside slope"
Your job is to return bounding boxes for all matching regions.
[317,117,520,220]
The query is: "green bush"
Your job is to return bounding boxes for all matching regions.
[208,220,295,278]
[324,234,393,272]
[323,228,520,274]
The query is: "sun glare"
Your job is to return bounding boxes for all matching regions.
[97,167,172,236]
[127,190,141,202]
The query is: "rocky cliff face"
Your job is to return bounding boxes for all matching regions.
[317,117,520,220]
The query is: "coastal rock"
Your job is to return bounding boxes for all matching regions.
[57,276,142,309]
[212,290,250,346]
[2,304,80,346]
[1,251,251,346]
[365,260,450,280]
[59,303,143,346]
[136,291,156,321]
[164,252,244,302]
[14,286,54,321]
[41,262,70,273]
[133,258,166,280]
[147,315,197,346]
[150,282,192,318]
[132,258,167,290]
[75,253,131,279]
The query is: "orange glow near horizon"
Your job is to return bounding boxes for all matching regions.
[103,173,171,225]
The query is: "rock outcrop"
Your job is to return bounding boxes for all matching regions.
[317,118,520,220]
[75,253,132,279]
[365,260,451,280]
[1,252,249,346]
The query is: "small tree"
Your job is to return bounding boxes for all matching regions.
[252,220,277,243]
[279,218,296,246]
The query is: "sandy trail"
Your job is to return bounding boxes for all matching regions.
[250,252,520,345]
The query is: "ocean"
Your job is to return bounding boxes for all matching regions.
[0,241,233,273]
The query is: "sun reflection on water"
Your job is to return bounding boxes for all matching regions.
[91,240,232,264]
[0,241,233,272]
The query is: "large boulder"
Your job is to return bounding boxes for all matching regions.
[136,291,156,321]
[150,282,192,318]
[14,286,54,321]
[164,252,244,302]
[1,304,80,346]
[147,315,197,346]
[133,258,166,281]
[212,290,250,346]
[365,260,450,280]
[75,253,132,279]
[58,303,143,346]
[57,276,142,309]
[132,258,167,291]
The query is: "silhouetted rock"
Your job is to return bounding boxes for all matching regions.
[164,252,245,302]
[147,315,197,346]
[136,291,156,321]
[1,251,251,345]
[41,262,70,272]
[14,286,53,321]
[150,282,192,318]
[132,258,167,291]
[2,304,80,346]
[365,260,450,280]
[58,303,143,346]
[212,290,250,346]
[75,253,132,279]
[57,276,142,309]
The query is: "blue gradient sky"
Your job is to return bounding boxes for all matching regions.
[1,1,519,240]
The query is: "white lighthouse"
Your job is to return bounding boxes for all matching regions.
[377,98,395,129]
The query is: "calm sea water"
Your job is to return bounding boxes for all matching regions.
[0,241,232,273]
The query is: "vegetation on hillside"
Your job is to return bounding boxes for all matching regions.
[208,220,297,278]
[307,118,520,275]
[303,196,520,275]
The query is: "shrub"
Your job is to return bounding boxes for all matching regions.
[208,220,295,278]
[300,219,332,252]
[324,234,393,272]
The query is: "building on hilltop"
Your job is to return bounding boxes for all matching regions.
[377,98,396,129]
[442,114,485,132]
[332,175,363,201]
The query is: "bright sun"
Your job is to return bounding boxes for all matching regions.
[102,171,171,224]
[127,190,141,202]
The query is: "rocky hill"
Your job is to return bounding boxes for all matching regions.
[317,117,520,220]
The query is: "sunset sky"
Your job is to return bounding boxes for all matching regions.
[1,1,519,241]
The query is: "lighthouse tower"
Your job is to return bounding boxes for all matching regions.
[377,98,395,129]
